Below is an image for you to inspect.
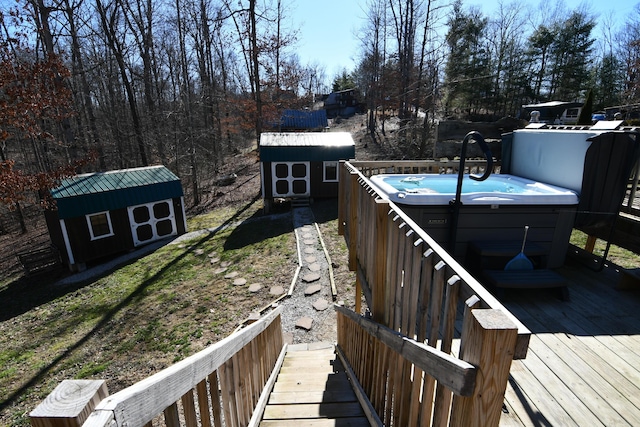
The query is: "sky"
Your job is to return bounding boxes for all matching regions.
[288,0,639,81]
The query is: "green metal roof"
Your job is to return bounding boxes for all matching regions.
[51,165,184,219]
[259,132,355,162]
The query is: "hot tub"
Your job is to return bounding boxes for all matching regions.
[370,173,578,206]
[369,173,579,268]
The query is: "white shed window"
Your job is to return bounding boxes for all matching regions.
[86,211,114,240]
[323,161,339,182]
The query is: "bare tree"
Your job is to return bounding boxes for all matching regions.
[96,0,148,166]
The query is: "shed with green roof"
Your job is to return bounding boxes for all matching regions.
[45,165,186,271]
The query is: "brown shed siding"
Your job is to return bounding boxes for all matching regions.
[46,197,186,269]
[261,161,338,199]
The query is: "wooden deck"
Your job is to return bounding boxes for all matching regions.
[261,343,370,426]
[497,253,640,426]
[259,254,640,426]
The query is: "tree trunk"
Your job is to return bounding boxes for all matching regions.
[96,0,148,167]
[249,0,262,141]
[176,0,199,206]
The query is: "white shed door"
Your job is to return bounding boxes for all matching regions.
[271,162,310,197]
[127,199,177,247]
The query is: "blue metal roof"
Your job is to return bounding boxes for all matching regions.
[280,109,328,129]
[51,165,184,219]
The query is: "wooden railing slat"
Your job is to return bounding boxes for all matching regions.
[417,248,435,343]
[407,238,424,340]
[196,380,212,427]
[401,229,415,335]
[207,371,223,427]
[163,402,180,427]
[428,261,446,350]
[181,389,198,427]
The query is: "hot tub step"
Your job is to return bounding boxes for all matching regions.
[483,269,570,301]
[469,240,548,258]
[467,240,549,272]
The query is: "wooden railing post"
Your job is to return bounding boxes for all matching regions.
[30,380,109,427]
[449,308,518,427]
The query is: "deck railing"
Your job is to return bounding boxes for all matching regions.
[338,159,530,425]
[336,304,516,427]
[30,307,285,427]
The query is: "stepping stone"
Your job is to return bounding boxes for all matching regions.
[248,283,262,292]
[225,271,239,279]
[220,261,233,268]
[313,299,330,311]
[208,252,218,258]
[305,284,322,295]
[303,239,316,245]
[210,258,220,265]
[213,267,227,275]
[270,286,285,295]
[304,248,315,254]
[295,317,313,331]
[302,273,321,284]
[233,278,247,286]
[194,249,205,256]
[302,233,314,239]
[283,332,294,344]
[308,263,321,272]
[304,256,317,264]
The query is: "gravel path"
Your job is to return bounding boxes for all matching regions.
[278,206,340,344]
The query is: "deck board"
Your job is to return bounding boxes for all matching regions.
[498,254,640,426]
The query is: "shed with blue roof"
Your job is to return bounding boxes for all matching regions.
[45,165,187,271]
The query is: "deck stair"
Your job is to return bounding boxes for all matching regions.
[291,197,311,208]
[260,342,370,426]
[467,240,570,300]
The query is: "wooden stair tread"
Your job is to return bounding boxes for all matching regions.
[268,390,358,404]
[262,402,365,420]
[260,418,371,426]
[262,346,369,425]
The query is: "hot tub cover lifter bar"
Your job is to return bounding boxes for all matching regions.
[450,131,494,253]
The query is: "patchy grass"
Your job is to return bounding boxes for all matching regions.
[570,229,640,269]
[0,199,295,427]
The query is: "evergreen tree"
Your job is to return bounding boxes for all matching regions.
[526,25,556,101]
[332,69,357,92]
[548,11,596,101]
[592,53,624,109]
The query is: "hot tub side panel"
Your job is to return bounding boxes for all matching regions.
[399,204,577,268]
